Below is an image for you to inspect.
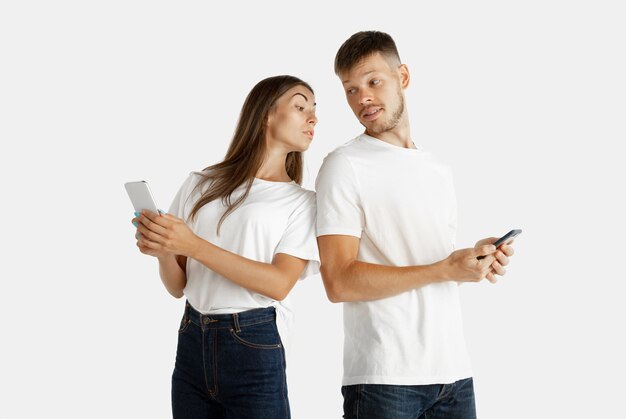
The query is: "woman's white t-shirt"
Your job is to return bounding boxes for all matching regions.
[168,172,320,347]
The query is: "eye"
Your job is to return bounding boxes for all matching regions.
[346,87,356,95]
[371,79,381,86]
[295,105,305,111]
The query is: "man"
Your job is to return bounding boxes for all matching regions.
[315,31,515,419]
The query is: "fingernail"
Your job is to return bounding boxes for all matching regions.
[134,212,140,217]
[158,209,165,215]
[132,221,138,227]
[137,232,141,238]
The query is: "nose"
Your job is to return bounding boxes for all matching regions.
[358,88,374,106]
[308,111,318,126]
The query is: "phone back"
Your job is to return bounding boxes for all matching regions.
[125,181,159,214]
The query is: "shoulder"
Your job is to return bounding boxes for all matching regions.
[286,184,316,209]
[323,135,364,159]
[318,136,365,175]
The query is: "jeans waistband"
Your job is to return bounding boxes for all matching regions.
[184,300,276,330]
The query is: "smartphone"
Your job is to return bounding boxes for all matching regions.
[124,180,159,214]
[477,229,522,259]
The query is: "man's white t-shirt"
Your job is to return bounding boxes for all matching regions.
[168,172,320,348]
[316,134,472,386]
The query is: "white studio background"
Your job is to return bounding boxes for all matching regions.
[1,1,624,418]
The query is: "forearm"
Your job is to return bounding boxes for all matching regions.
[189,239,294,301]
[322,259,450,303]
[158,254,187,298]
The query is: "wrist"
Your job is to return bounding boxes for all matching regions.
[186,235,207,260]
[431,258,451,283]
[157,253,176,264]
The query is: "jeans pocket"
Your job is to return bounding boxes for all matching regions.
[230,320,282,350]
[177,313,191,334]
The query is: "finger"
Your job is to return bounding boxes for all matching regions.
[158,212,181,223]
[491,260,506,276]
[486,272,497,284]
[139,212,169,235]
[500,244,515,257]
[485,237,498,245]
[141,210,171,228]
[475,245,496,259]
[478,254,496,267]
[136,222,167,244]
[495,250,510,267]
[138,236,162,250]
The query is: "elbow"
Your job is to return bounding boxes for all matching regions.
[271,289,290,302]
[169,289,185,299]
[320,266,348,303]
[326,289,344,304]
[268,278,298,302]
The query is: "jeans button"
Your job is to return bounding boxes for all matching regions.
[203,317,209,324]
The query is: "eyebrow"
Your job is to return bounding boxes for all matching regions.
[342,70,376,85]
[292,92,316,106]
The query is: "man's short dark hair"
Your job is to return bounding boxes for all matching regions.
[334,31,402,76]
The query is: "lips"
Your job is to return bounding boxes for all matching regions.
[361,106,383,121]
[303,130,314,138]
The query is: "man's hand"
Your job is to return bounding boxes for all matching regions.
[475,237,515,283]
[442,245,498,283]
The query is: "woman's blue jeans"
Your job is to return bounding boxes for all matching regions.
[172,301,290,418]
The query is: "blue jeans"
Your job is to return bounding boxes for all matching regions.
[342,378,476,419]
[172,301,290,419]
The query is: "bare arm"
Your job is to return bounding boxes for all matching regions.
[137,211,307,301]
[317,235,498,303]
[157,254,187,298]
[189,242,306,301]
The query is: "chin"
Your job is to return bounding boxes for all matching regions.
[288,145,308,153]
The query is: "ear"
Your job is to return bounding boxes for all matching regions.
[265,108,274,129]
[398,64,410,89]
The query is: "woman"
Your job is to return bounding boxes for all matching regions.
[132,75,319,418]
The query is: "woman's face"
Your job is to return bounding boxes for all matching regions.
[266,85,317,153]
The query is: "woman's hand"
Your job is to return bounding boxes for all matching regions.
[131,214,168,258]
[134,210,202,258]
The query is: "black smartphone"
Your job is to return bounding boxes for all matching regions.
[477,229,522,260]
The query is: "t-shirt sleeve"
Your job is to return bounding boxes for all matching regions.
[168,172,198,219]
[274,193,320,280]
[315,152,363,238]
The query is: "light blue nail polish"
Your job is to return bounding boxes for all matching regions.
[134,212,140,217]
[133,221,138,227]
[158,209,166,215]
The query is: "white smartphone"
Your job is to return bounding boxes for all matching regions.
[124,180,159,214]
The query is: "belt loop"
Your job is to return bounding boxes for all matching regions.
[233,313,241,333]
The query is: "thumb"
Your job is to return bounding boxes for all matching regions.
[476,244,496,258]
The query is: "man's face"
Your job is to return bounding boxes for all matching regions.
[340,52,408,136]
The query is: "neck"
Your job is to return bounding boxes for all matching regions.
[256,146,291,182]
[365,114,415,149]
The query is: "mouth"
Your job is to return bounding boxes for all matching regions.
[303,130,314,139]
[361,107,383,121]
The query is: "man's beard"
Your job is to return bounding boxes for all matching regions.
[363,89,405,135]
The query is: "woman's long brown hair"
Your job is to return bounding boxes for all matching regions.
[189,75,314,234]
